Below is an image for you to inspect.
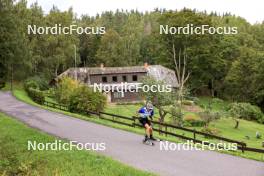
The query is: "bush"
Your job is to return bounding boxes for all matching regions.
[212,98,224,104]
[68,85,106,113]
[228,102,264,123]
[198,110,220,126]
[201,127,220,137]
[27,88,45,104]
[183,113,205,127]
[24,76,49,91]
[192,97,200,105]
[55,77,79,105]
[185,96,200,104]
[24,79,39,92]
[182,100,194,106]
[170,105,183,126]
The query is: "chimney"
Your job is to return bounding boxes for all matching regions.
[144,62,148,69]
[100,63,104,69]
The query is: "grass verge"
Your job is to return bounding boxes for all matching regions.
[0,112,155,176]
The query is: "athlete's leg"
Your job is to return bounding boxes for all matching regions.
[147,121,154,138]
[144,123,151,138]
[149,125,153,135]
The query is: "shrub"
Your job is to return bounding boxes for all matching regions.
[27,88,45,104]
[182,100,194,106]
[55,77,79,105]
[212,98,224,104]
[198,110,220,126]
[24,79,39,92]
[201,127,220,137]
[192,97,200,105]
[68,85,106,113]
[24,76,49,91]
[183,113,205,127]
[185,96,200,104]
[170,105,183,126]
[228,102,263,123]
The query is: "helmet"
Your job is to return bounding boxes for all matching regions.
[146,101,153,110]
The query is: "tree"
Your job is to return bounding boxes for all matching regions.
[95,29,123,66]
[172,45,191,121]
[140,76,175,124]
[119,13,144,65]
[39,7,79,78]
[0,0,31,89]
[173,45,190,102]
[224,47,258,102]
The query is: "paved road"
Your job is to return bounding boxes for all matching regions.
[0,92,263,176]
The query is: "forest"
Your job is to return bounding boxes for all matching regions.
[0,0,264,111]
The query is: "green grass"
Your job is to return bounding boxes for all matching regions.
[0,112,155,176]
[209,118,264,149]
[9,85,264,162]
[198,97,230,111]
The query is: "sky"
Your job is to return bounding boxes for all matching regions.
[27,0,264,24]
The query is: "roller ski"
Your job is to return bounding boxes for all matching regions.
[149,136,162,142]
[142,137,155,146]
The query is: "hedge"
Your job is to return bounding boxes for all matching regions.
[27,87,45,104]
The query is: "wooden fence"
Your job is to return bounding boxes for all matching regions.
[43,100,264,154]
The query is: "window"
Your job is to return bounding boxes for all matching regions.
[102,76,107,83]
[112,76,117,82]
[122,75,127,82]
[132,75,138,81]
[113,92,124,98]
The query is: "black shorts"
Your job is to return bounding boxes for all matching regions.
[139,117,151,127]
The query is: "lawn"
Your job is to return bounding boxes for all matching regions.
[209,118,264,149]
[0,112,155,176]
[198,96,230,111]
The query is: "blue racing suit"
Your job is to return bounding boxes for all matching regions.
[138,107,154,126]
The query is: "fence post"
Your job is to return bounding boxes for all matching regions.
[132,116,136,127]
[165,126,167,137]
[241,143,246,153]
[158,118,162,135]
[193,131,196,143]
